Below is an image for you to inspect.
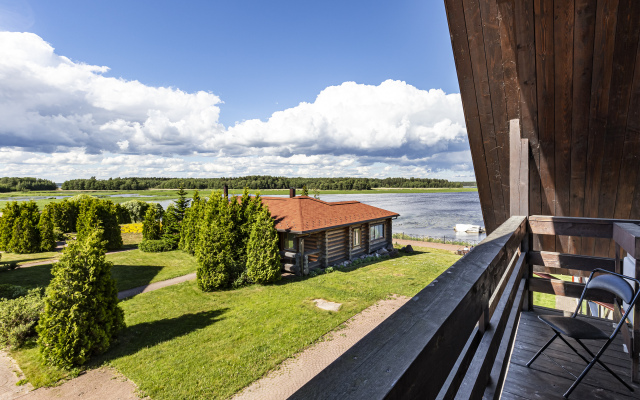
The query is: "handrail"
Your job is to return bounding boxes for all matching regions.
[290,216,528,399]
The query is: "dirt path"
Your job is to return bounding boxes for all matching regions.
[16,248,136,269]
[392,238,466,252]
[231,295,411,400]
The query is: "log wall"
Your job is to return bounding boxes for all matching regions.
[445,0,640,257]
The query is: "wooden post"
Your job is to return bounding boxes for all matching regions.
[522,232,533,311]
[509,119,529,217]
[366,223,371,254]
[348,226,353,261]
[387,219,393,247]
[634,253,640,382]
[324,231,329,268]
[304,255,309,275]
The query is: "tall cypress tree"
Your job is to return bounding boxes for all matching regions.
[161,204,181,249]
[39,205,57,252]
[37,229,125,368]
[0,201,20,251]
[76,199,122,250]
[246,206,281,284]
[179,190,202,254]
[142,206,162,240]
[196,192,234,291]
[175,186,190,221]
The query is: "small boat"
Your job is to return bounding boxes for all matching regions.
[454,224,485,233]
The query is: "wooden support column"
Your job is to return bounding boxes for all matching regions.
[366,223,371,254]
[299,237,305,276]
[509,119,529,217]
[522,232,533,311]
[387,219,393,247]
[348,226,353,261]
[324,231,329,268]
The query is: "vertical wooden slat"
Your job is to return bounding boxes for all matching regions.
[595,0,640,257]
[569,0,597,255]
[463,0,507,231]
[509,120,529,217]
[583,0,619,256]
[553,0,574,254]
[445,0,497,233]
[534,0,556,252]
[514,0,541,250]
[497,0,520,123]
[479,0,511,219]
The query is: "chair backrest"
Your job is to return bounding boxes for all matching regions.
[588,274,635,304]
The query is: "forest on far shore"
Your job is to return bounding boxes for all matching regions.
[61,176,466,191]
[0,177,57,192]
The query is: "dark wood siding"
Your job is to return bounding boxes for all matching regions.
[445,0,640,256]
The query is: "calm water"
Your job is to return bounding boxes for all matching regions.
[154,192,487,243]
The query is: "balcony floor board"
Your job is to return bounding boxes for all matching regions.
[501,307,640,399]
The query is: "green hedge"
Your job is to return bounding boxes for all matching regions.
[139,239,173,253]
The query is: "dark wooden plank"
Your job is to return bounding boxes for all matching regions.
[444,0,497,233]
[553,0,574,255]
[569,0,597,256]
[529,277,615,303]
[510,120,523,216]
[534,0,556,253]
[456,253,526,399]
[514,0,541,250]
[595,0,640,258]
[497,0,520,123]
[437,327,482,400]
[583,0,619,256]
[613,223,640,258]
[614,39,640,221]
[463,0,507,231]
[289,216,527,400]
[529,219,613,238]
[528,250,616,272]
[478,0,510,221]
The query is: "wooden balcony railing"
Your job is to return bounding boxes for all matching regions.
[290,215,640,399]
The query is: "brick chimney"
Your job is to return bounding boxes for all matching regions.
[289,187,296,198]
[223,184,228,199]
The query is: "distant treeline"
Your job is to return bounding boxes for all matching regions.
[0,177,58,192]
[61,176,463,191]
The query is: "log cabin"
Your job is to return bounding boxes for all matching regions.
[261,188,398,275]
[291,0,640,399]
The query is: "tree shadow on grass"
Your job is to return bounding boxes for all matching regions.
[111,264,163,293]
[0,263,54,288]
[94,308,228,365]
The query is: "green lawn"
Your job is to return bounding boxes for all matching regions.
[0,249,198,293]
[0,251,61,266]
[13,246,459,398]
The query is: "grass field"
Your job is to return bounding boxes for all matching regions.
[9,246,460,398]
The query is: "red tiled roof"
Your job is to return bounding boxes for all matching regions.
[261,196,399,233]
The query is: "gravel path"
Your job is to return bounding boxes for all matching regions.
[231,295,411,400]
[392,238,466,252]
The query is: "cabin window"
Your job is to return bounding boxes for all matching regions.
[353,228,361,247]
[370,223,384,241]
[285,233,297,250]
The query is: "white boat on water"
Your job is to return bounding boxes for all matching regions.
[454,224,485,233]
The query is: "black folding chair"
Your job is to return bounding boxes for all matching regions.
[526,268,640,398]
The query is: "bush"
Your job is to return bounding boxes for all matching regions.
[179,190,202,255]
[0,289,44,348]
[37,229,125,368]
[142,206,162,240]
[1,201,41,254]
[39,206,57,252]
[139,239,172,253]
[120,200,150,223]
[161,205,180,250]
[246,207,281,284]
[0,284,28,300]
[48,200,80,233]
[76,198,123,250]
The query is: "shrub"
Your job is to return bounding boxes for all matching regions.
[139,239,172,253]
[0,289,44,348]
[142,206,162,240]
[179,190,202,254]
[3,202,41,254]
[120,200,150,223]
[0,284,28,300]
[161,205,180,250]
[114,203,131,224]
[37,229,125,368]
[39,206,57,252]
[196,192,235,291]
[76,198,123,250]
[48,200,80,233]
[246,207,281,284]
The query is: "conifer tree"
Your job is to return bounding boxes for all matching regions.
[175,186,190,221]
[302,185,309,196]
[39,205,57,252]
[246,207,281,284]
[0,201,20,250]
[37,229,125,368]
[142,206,162,240]
[76,199,122,250]
[179,190,202,255]
[196,192,235,291]
[8,206,41,254]
[161,204,181,249]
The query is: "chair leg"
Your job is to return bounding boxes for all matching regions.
[555,335,591,365]
[564,356,599,398]
[574,339,634,392]
[527,333,558,367]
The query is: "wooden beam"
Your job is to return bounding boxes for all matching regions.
[528,250,616,272]
[528,277,614,303]
[509,119,530,217]
[613,222,640,258]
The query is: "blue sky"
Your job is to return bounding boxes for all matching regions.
[0,0,473,181]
